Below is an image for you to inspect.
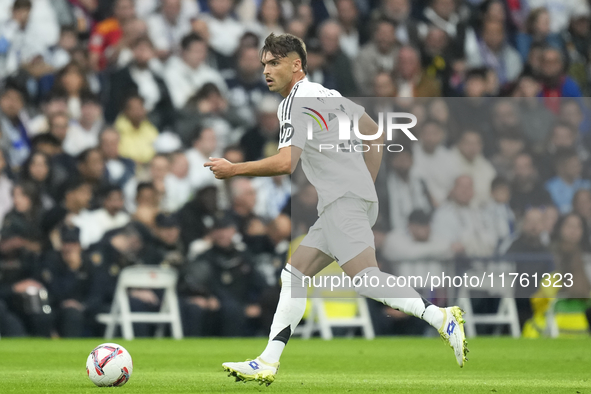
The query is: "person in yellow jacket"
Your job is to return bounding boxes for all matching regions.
[115,95,159,164]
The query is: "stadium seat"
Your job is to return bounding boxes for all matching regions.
[456,263,521,338]
[96,266,183,340]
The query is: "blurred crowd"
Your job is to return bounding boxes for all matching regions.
[0,0,591,338]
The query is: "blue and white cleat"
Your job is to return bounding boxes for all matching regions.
[222,357,279,386]
[438,306,469,367]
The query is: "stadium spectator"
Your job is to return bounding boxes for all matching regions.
[224,46,269,127]
[41,179,92,247]
[115,95,159,165]
[545,149,591,214]
[465,20,523,86]
[252,174,291,221]
[515,7,564,62]
[379,144,432,232]
[76,185,130,248]
[484,176,516,253]
[0,150,14,228]
[510,153,553,217]
[0,86,31,168]
[298,38,336,89]
[199,0,246,69]
[1,181,44,255]
[449,130,497,206]
[412,120,456,206]
[178,185,219,249]
[421,0,468,59]
[317,20,358,96]
[432,175,498,257]
[395,45,441,97]
[186,127,217,191]
[573,189,591,240]
[52,62,92,120]
[551,213,591,299]
[0,0,52,80]
[130,182,159,230]
[62,93,104,156]
[105,36,174,129]
[146,0,192,60]
[163,33,227,110]
[382,209,461,266]
[354,18,398,95]
[153,212,185,267]
[115,17,150,68]
[538,47,583,109]
[490,132,526,181]
[179,212,267,336]
[20,151,54,210]
[162,150,192,212]
[248,0,285,43]
[99,127,136,188]
[40,225,93,337]
[239,95,281,162]
[88,0,136,71]
[334,0,366,59]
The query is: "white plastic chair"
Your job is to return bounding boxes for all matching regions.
[96,266,183,340]
[297,286,375,340]
[456,262,521,338]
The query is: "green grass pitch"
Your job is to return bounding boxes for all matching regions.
[0,337,590,393]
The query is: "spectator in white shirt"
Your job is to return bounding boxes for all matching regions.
[432,175,498,257]
[382,209,463,276]
[186,126,217,192]
[200,0,245,59]
[0,0,60,79]
[99,127,136,189]
[449,130,497,207]
[252,175,291,221]
[147,0,193,60]
[163,33,228,110]
[62,94,104,157]
[412,120,456,207]
[76,185,130,248]
[163,151,193,212]
[381,144,433,231]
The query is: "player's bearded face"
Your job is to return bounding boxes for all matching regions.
[262,51,294,93]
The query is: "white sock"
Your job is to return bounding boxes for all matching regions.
[353,267,444,329]
[259,264,306,364]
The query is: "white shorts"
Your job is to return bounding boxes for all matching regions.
[300,195,378,266]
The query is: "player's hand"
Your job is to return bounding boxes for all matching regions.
[204,157,236,179]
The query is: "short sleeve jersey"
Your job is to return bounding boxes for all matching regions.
[277,78,378,214]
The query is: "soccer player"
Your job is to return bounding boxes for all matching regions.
[204,33,468,386]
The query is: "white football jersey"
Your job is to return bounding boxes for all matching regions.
[277,78,378,214]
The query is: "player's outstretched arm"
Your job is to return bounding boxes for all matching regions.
[204,146,302,179]
[358,113,383,182]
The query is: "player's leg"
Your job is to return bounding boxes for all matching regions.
[258,245,334,364]
[325,197,468,366]
[340,247,445,329]
[222,221,334,385]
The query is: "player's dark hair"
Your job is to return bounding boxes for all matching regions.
[181,32,204,51]
[261,33,308,75]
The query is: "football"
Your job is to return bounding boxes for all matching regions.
[86,343,133,387]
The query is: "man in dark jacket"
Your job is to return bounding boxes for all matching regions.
[104,36,175,130]
[179,213,267,337]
